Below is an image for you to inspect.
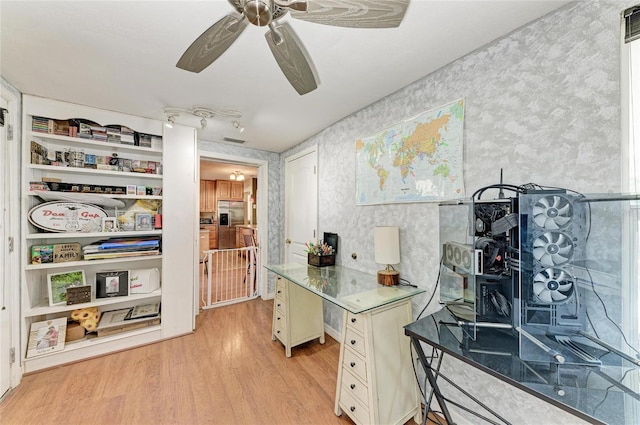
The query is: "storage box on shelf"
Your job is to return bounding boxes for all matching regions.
[20,96,179,373]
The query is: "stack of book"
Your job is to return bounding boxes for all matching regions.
[90,125,107,142]
[106,125,121,144]
[32,116,50,133]
[82,237,160,260]
[120,126,135,145]
[78,122,93,139]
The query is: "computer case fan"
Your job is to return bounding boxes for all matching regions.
[531,194,573,230]
[532,231,575,267]
[532,267,575,304]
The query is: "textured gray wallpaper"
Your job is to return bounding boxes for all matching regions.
[282,1,630,423]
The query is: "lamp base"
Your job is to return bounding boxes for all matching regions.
[377,270,399,286]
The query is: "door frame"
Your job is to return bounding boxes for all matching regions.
[197,151,269,300]
[284,145,318,264]
[0,85,21,394]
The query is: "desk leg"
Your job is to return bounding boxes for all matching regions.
[334,310,347,417]
[410,337,456,425]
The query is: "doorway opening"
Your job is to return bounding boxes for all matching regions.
[198,155,265,309]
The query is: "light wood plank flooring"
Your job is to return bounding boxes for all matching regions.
[1,299,438,425]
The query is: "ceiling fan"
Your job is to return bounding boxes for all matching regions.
[176,0,410,95]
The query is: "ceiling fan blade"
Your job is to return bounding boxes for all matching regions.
[176,14,248,73]
[290,0,409,28]
[265,22,318,95]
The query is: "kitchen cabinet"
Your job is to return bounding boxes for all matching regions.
[230,181,243,200]
[199,231,209,256]
[216,180,230,200]
[200,225,217,250]
[199,180,215,212]
[216,179,243,201]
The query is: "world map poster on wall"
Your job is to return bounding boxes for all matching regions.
[355,99,465,205]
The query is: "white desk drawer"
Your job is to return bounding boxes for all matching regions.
[345,327,366,358]
[274,296,285,314]
[274,322,286,342]
[273,310,286,328]
[341,368,369,406]
[346,311,364,333]
[343,347,367,382]
[275,277,286,294]
[340,384,370,425]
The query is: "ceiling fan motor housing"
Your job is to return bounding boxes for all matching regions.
[242,0,288,26]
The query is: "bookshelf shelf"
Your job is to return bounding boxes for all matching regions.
[25,254,163,270]
[29,131,163,154]
[26,230,162,240]
[28,164,163,179]
[24,289,162,317]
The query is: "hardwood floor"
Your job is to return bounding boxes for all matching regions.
[1,299,433,425]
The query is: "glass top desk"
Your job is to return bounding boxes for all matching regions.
[265,263,425,425]
[404,307,640,425]
[265,263,424,313]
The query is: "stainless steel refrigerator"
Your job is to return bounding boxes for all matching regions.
[217,200,244,249]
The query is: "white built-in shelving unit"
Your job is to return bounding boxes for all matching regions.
[20,95,197,373]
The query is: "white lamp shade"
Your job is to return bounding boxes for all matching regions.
[374,226,400,265]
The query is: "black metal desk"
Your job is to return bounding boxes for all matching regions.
[404,308,640,425]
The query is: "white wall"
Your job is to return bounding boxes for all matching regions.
[282,1,632,423]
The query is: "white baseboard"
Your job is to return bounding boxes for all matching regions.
[324,323,341,342]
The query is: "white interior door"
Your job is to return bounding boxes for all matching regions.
[0,98,11,397]
[284,147,318,264]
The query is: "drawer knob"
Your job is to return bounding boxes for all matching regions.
[277,303,281,307]
[277,290,281,294]
[350,384,356,390]
[350,362,356,367]
[350,406,356,412]
[277,330,280,334]
[350,339,356,345]
[351,318,357,323]
[277,317,281,321]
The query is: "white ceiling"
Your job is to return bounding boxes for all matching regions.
[1,1,569,153]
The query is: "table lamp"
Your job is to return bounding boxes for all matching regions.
[374,226,400,286]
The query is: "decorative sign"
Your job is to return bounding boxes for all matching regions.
[28,201,107,233]
[66,285,92,305]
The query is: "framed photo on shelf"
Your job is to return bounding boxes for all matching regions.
[102,217,118,232]
[96,270,129,298]
[128,302,160,320]
[47,270,86,306]
[26,317,67,358]
[135,213,152,231]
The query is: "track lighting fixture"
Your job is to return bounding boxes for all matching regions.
[165,113,177,128]
[232,120,245,133]
[163,106,242,131]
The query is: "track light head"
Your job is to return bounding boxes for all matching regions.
[232,120,245,133]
